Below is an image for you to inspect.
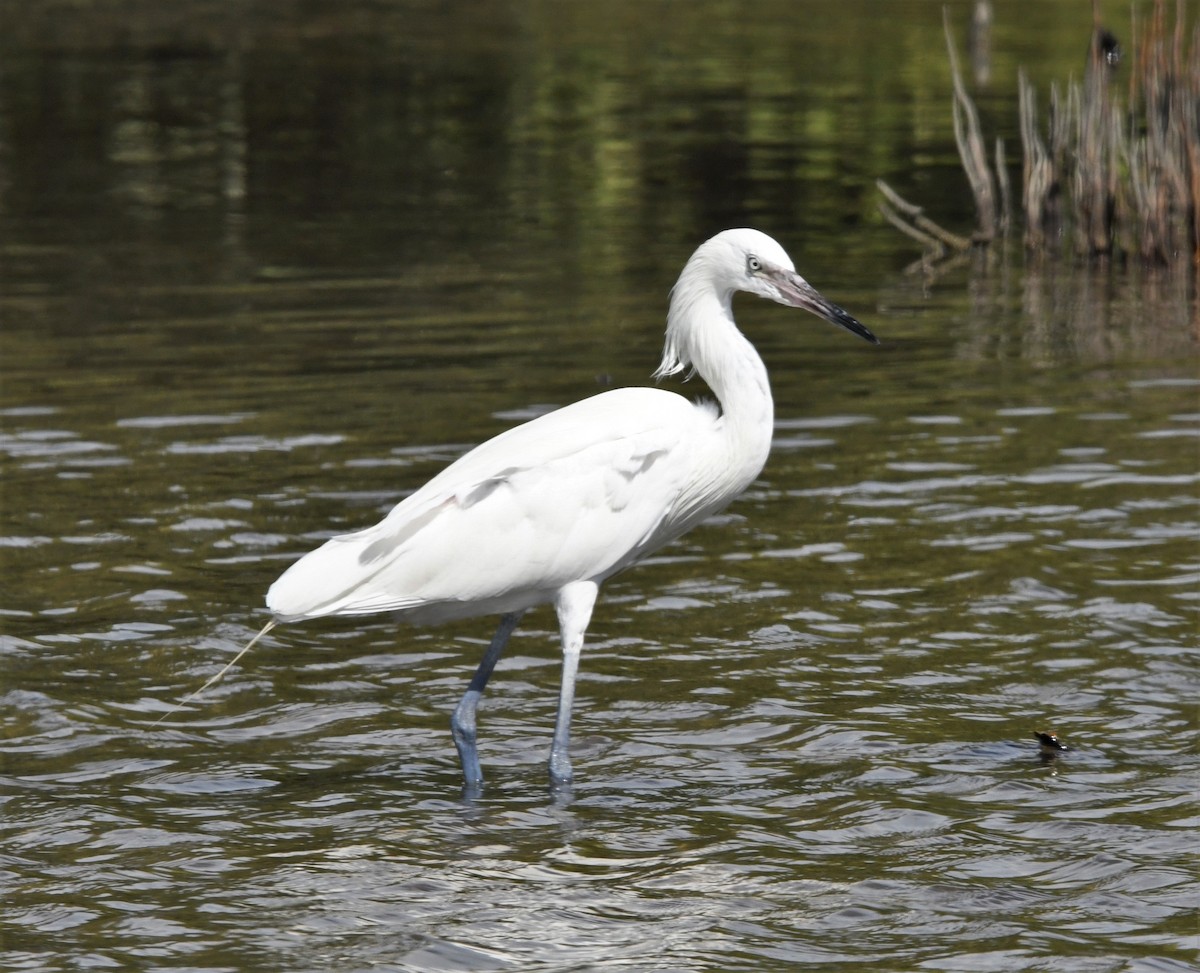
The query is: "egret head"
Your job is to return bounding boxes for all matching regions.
[712,228,878,345]
[656,228,878,379]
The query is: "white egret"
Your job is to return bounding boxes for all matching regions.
[177,228,878,791]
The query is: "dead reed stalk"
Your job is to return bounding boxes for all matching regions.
[944,7,999,242]
[881,0,1199,270]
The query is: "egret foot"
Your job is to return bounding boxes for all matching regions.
[451,689,485,787]
[548,747,573,791]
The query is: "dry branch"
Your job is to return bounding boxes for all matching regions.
[884,0,1199,268]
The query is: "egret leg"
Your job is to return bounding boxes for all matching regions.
[548,581,599,789]
[451,610,523,789]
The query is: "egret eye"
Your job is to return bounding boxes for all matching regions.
[747,255,762,274]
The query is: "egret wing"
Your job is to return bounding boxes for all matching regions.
[266,388,708,621]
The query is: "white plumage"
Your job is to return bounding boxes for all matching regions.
[266,388,719,626]
[189,228,877,791]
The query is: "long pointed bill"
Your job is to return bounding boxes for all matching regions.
[770,268,879,344]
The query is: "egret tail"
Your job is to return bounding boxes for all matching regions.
[151,619,277,726]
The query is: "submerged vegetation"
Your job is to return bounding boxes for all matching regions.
[881,0,1199,270]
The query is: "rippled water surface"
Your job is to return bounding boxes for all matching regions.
[3,3,1198,971]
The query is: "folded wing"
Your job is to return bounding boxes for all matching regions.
[266,387,713,623]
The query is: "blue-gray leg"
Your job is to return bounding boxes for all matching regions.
[451,610,523,790]
[548,581,599,790]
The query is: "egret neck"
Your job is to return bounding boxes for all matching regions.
[658,256,775,486]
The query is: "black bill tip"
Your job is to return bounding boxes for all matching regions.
[828,303,879,345]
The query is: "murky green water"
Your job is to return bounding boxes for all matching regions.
[2,2,1197,971]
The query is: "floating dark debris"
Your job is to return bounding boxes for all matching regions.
[1034,729,1071,754]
